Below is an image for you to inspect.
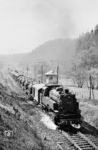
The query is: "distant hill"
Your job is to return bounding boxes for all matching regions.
[0,39,76,74]
[31,39,76,61]
[19,39,76,73]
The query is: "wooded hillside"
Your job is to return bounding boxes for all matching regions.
[71,25,98,88]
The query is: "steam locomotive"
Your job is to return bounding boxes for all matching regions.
[10,70,82,129]
[30,83,82,129]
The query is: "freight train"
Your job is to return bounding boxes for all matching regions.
[10,70,82,129]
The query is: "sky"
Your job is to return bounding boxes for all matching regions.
[0,0,98,54]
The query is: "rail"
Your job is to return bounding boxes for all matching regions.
[60,131,98,150]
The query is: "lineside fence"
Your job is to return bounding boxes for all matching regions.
[59,78,98,99]
[66,86,98,100]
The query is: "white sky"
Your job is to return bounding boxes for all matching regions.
[0,0,98,54]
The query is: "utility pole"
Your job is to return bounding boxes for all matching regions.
[89,75,95,99]
[91,76,94,99]
[41,64,44,83]
[34,64,36,81]
[26,65,29,78]
[57,65,59,84]
[89,75,92,99]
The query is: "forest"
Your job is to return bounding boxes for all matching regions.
[71,25,98,89]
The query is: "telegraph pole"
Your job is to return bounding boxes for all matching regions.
[89,75,92,99]
[41,64,44,83]
[57,65,59,84]
[91,75,94,99]
[34,64,36,81]
[26,65,29,77]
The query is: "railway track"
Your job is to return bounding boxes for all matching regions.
[81,121,98,148]
[29,101,98,150]
[58,131,98,150]
[85,134,98,147]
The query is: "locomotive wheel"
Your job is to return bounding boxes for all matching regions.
[46,104,50,112]
[54,116,58,125]
[54,116,59,125]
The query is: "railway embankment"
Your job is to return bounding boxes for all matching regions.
[79,99,98,130]
[0,69,98,150]
[0,70,72,150]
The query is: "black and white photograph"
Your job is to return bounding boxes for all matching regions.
[0,0,98,149]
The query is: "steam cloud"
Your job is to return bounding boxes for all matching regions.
[32,0,75,40]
